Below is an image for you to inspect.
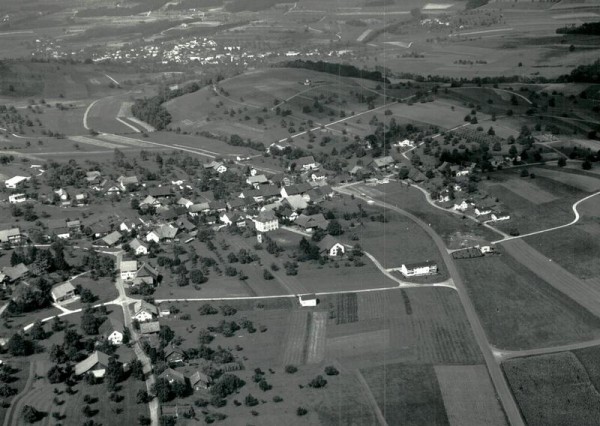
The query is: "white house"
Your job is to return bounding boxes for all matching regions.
[119,219,137,233]
[453,201,469,212]
[146,224,178,243]
[131,300,158,322]
[75,351,114,377]
[54,188,69,201]
[129,238,148,256]
[254,211,279,233]
[204,161,227,174]
[99,318,125,346]
[490,211,510,222]
[474,206,492,216]
[400,261,438,277]
[318,236,345,257]
[4,176,30,189]
[394,139,414,148]
[294,156,319,171]
[51,282,77,303]
[299,294,317,307]
[8,194,27,204]
[120,260,138,281]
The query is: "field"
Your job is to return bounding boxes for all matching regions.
[434,365,507,426]
[503,351,600,426]
[363,181,499,248]
[456,246,600,350]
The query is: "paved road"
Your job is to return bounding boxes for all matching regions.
[494,337,600,361]
[337,186,525,426]
[2,362,35,426]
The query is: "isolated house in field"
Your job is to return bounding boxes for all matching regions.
[131,300,159,322]
[120,260,138,281]
[0,228,22,245]
[370,156,395,171]
[317,236,345,257]
[129,238,148,256]
[299,294,317,307]
[293,156,319,171]
[490,211,510,222]
[75,351,115,377]
[4,176,30,189]
[51,282,76,303]
[254,210,279,233]
[190,371,212,391]
[99,318,125,345]
[101,230,122,247]
[159,368,187,385]
[8,193,27,204]
[400,261,438,277]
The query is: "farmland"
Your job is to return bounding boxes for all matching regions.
[455,246,600,350]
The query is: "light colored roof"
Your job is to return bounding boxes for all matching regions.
[403,261,437,269]
[285,195,308,210]
[134,300,158,315]
[129,238,147,251]
[75,351,113,375]
[256,210,277,222]
[140,321,160,334]
[102,230,122,246]
[0,228,20,242]
[120,260,138,273]
[2,263,29,281]
[51,282,76,299]
[5,176,29,186]
[98,317,124,336]
[247,175,268,184]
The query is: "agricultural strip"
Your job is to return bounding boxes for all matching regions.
[435,365,507,426]
[281,310,309,366]
[533,167,600,192]
[362,363,450,426]
[69,135,125,149]
[327,329,390,359]
[502,239,600,318]
[456,249,600,349]
[306,311,327,364]
[494,179,558,204]
[503,352,600,426]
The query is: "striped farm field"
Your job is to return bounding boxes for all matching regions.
[335,293,358,324]
[532,167,600,192]
[306,311,327,364]
[281,310,309,366]
[435,365,507,426]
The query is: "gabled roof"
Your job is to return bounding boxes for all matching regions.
[284,183,312,196]
[295,213,329,229]
[256,210,277,223]
[139,321,160,334]
[51,281,75,299]
[2,263,29,281]
[102,230,122,246]
[371,156,395,168]
[130,238,147,251]
[317,235,343,251]
[98,317,124,337]
[190,371,212,387]
[296,156,316,167]
[189,203,210,213]
[404,260,437,269]
[133,300,159,315]
[136,263,158,279]
[285,195,308,210]
[159,368,187,383]
[149,186,173,198]
[120,260,138,273]
[118,175,139,185]
[75,351,113,376]
[247,175,268,184]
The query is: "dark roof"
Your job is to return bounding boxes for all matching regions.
[149,187,173,198]
[98,317,124,336]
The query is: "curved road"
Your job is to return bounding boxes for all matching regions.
[336,186,525,426]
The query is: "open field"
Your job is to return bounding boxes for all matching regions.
[434,365,507,426]
[364,181,499,248]
[492,178,558,205]
[533,167,600,192]
[456,247,600,350]
[503,351,600,426]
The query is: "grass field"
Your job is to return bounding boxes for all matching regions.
[533,167,600,192]
[456,247,600,350]
[503,352,600,426]
[362,363,449,426]
[434,365,507,426]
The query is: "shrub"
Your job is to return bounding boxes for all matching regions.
[285,365,298,374]
[297,407,308,416]
[324,366,339,376]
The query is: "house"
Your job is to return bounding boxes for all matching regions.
[75,351,115,377]
[190,371,212,390]
[1,263,29,282]
[208,201,227,213]
[177,197,194,209]
[4,176,30,189]
[0,228,21,245]
[400,261,438,277]
[293,156,319,171]
[146,224,178,243]
[131,300,159,322]
[246,175,268,188]
[101,230,122,247]
[86,171,101,183]
[118,175,139,191]
[299,294,317,307]
[119,219,138,233]
[66,219,81,231]
[129,238,148,256]
[370,156,395,170]
[132,263,159,286]
[120,260,138,281]
[453,200,469,212]
[490,211,510,222]
[438,190,451,203]
[53,227,71,240]
[165,347,185,365]
[474,206,492,216]
[50,282,76,303]
[139,195,161,208]
[280,183,312,199]
[295,214,329,231]
[317,236,345,257]
[395,139,414,148]
[161,405,194,419]
[139,321,161,334]
[99,318,125,345]
[254,210,279,233]
[149,186,173,199]
[175,217,196,232]
[89,222,111,239]
[74,193,88,205]
[8,194,27,204]
[204,161,227,174]
[305,185,334,203]
[159,368,187,385]
[220,211,245,227]
[450,165,470,177]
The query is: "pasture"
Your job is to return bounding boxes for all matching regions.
[434,365,507,426]
[532,167,600,192]
[456,246,600,349]
[503,351,600,426]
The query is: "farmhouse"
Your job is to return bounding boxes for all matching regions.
[50,282,77,303]
[129,238,148,256]
[133,263,159,286]
[53,227,71,240]
[295,214,329,231]
[190,371,212,390]
[490,211,511,222]
[75,351,116,377]
[294,156,319,171]
[400,261,438,277]
[474,206,492,216]
[204,161,227,174]
[159,368,187,385]
[4,176,30,189]
[280,183,312,199]
[165,347,185,365]
[246,174,269,187]
[146,224,178,243]
[1,263,29,283]
[149,186,173,199]
[120,260,138,281]
[254,210,279,233]
[99,318,125,345]
[453,200,469,212]
[8,193,27,204]
[132,300,159,322]
[299,294,317,307]
[140,195,161,208]
[119,219,137,233]
[0,228,21,244]
[101,230,122,247]
[117,175,139,190]
[370,156,395,170]
[177,197,193,209]
[140,321,161,334]
[318,236,345,257]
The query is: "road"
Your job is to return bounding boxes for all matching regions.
[335,185,525,426]
[494,337,600,361]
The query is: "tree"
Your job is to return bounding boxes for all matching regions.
[130,360,145,381]
[7,333,34,356]
[190,269,206,284]
[508,145,518,157]
[308,375,327,388]
[583,160,592,170]
[263,269,274,280]
[558,157,567,167]
[244,394,259,407]
[520,168,529,178]
[198,329,214,344]
[47,365,67,384]
[152,378,174,402]
[22,405,43,423]
[210,374,245,399]
[327,220,343,236]
[199,304,218,315]
[138,414,152,425]
[81,306,101,335]
[285,365,298,374]
[487,127,495,136]
[324,366,339,376]
[105,358,124,388]
[297,407,308,416]
[29,320,46,340]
